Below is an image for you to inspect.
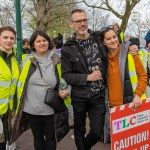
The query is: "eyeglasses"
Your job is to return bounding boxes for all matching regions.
[100,25,114,34]
[71,19,89,25]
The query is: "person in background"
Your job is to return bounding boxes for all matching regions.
[129,37,150,97]
[100,27,147,110]
[22,38,31,54]
[52,33,74,138]
[146,40,150,53]
[144,30,150,42]
[145,30,150,89]
[61,9,107,150]
[146,40,150,81]
[52,33,63,57]
[113,23,124,44]
[0,26,19,150]
[146,40,150,97]
[9,30,71,150]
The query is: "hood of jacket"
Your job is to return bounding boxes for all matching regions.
[30,50,61,66]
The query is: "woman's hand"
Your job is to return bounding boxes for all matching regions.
[131,94,142,111]
[59,90,69,99]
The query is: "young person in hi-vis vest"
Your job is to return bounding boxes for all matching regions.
[129,37,150,98]
[0,26,19,150]
[100,26,147,110]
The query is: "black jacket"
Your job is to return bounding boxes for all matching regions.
[61,31,108,99]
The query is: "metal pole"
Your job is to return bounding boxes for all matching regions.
[15,0,22,63]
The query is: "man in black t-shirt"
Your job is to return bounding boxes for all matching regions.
[61,9,107,150]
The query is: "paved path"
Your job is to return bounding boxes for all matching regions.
[15,129,111,150]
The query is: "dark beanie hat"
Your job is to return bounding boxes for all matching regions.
[129,37,140,49]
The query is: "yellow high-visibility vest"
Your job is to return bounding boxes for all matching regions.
[0,56,19,115]
[128,54,147,100]
[138,50,148,72]
[120,31,124,44]
[17,55,71,112]
[56,63,71,108]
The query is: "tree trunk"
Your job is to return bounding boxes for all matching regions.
[36,0,47,31]
[120,11,132,33]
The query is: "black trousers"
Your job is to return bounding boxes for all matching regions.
[0,142,6,150]
[72,96,106,150]
[28,114,56,150]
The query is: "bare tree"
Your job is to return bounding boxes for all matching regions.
[78,0,141,32]
[126,1,150,39]
[22,0,76,39]
[35,0,75,31]
[0,0,16,26]
[0,0,76,39]
[87,8,110,30]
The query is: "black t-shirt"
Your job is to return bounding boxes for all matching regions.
[77,34,105,97]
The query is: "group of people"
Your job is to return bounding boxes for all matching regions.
[0,8,149,150]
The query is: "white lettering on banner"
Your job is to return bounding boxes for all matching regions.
[114,131,149,150]
[132,144,149,150]
[140,144,149,150]
[112,110,150,134]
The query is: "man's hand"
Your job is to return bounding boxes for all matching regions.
[128,45,138,55]
[87,70,102,81]
[131,94,142,111]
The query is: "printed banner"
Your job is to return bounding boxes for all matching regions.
[110,98,150,150]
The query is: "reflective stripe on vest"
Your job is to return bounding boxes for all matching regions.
[128,54,146,100]
[56,64,71,108]
[0,81,10,87]
[0,56,19,114]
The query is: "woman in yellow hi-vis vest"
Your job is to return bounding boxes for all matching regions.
[100,26,147,109]
[0,26,19,150]
[9,30,71,150]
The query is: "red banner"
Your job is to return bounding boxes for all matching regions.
[110,98,150,150]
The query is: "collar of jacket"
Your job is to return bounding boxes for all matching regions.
[0,49,14,59]
[64,29,94,46]
[0,46,13,54]
[30,52,61,66]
